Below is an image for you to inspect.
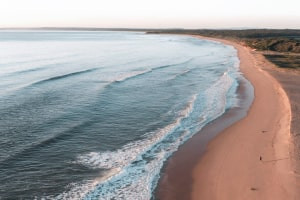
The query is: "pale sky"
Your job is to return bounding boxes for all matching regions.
[1,0,300,29]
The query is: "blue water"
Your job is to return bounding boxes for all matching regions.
[0,31,241,199]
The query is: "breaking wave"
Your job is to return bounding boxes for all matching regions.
[53,71,239,200]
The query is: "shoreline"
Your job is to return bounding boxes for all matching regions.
[155,75,253,199]
[155,36,296,199]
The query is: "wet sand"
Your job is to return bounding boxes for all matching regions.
[155,36,298,199]
[155,76,253,200]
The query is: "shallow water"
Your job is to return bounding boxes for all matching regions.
[0,31,240,199]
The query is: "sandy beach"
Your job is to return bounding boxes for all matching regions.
[191,36,298,200]
[156,36,299,200]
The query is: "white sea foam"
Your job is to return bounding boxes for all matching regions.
[168,69,192,81]
[45,169,121,200]
[53,90,199,200]
[54,68,239,200]
[205,71,232,111]
[112,69,151,83]
[109,58,193,84]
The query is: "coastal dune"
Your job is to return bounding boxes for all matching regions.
[191,37,297,200]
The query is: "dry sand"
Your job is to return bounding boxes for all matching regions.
[191,36,298,200]
[155,35,299,200]
[252,51,300,174]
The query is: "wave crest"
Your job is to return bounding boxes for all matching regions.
[58,71,238,199]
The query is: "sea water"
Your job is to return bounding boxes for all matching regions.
[0,31,240,199]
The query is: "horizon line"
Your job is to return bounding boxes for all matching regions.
[1,27,300,31]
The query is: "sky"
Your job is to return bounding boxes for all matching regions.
[1,0,300,29]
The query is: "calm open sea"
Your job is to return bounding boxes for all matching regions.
[0,31,241,199]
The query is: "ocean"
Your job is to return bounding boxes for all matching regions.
[0,31,241,199]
